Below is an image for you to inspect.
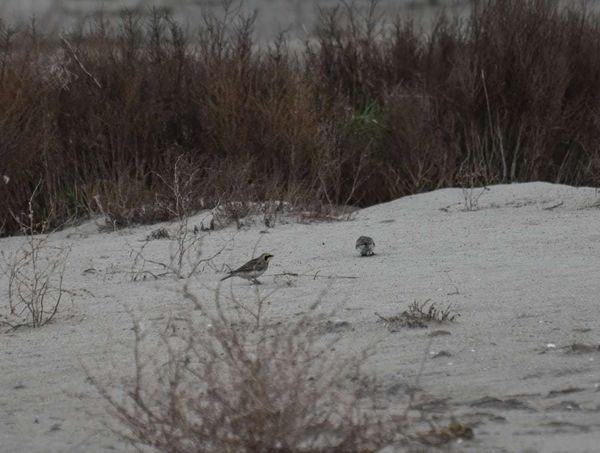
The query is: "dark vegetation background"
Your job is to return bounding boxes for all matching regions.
[2,0,600,236]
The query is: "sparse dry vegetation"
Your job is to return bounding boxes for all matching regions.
[87,287,474,451]
[376,300,460,330]
[128,226,226,281]
[458,167,491,211]
[2,1,600,235]
[561,343,600,355]
[127,155,228,280]
[89,288,406,452]
[417,420,474,447]
[0,184,70,328]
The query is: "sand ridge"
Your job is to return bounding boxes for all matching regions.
[1,182,600,452]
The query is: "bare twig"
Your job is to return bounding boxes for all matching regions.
[543,201,564,211]
[60,35,102,88]
[273,271,358,280]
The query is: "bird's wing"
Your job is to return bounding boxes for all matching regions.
[234,257,260,273]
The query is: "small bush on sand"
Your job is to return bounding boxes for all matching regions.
[457,167,491,212]
[88,285,475,451]
[89,288,404,452]
[0,184,70,328]
[376,300,460,330]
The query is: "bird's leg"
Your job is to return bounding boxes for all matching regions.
[252,278,261,285]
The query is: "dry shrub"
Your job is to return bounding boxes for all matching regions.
[308,0,600,193]
[456,166,491,211]
[376,300,460,330]
[127,157,226,281]
[89,288,404,452]
[417,420,474,447]
[4,1,600,236]
[0,184,70,328]
[561,343,600,355]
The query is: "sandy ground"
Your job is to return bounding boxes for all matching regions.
[2,182,600,452]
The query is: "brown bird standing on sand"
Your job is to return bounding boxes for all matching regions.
[221,253,274,284]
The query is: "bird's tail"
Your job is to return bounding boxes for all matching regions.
[220,274,232,281]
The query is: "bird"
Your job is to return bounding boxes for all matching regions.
[355,236,375,256]
[220,253,274,284]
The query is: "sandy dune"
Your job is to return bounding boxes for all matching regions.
[2,182,600,452]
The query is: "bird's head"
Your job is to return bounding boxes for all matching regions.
[261,253,274,263]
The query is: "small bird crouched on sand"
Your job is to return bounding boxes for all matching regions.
[355,236,375,256]
[221,253,274,284]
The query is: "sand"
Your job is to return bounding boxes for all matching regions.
[2,182,600,452]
